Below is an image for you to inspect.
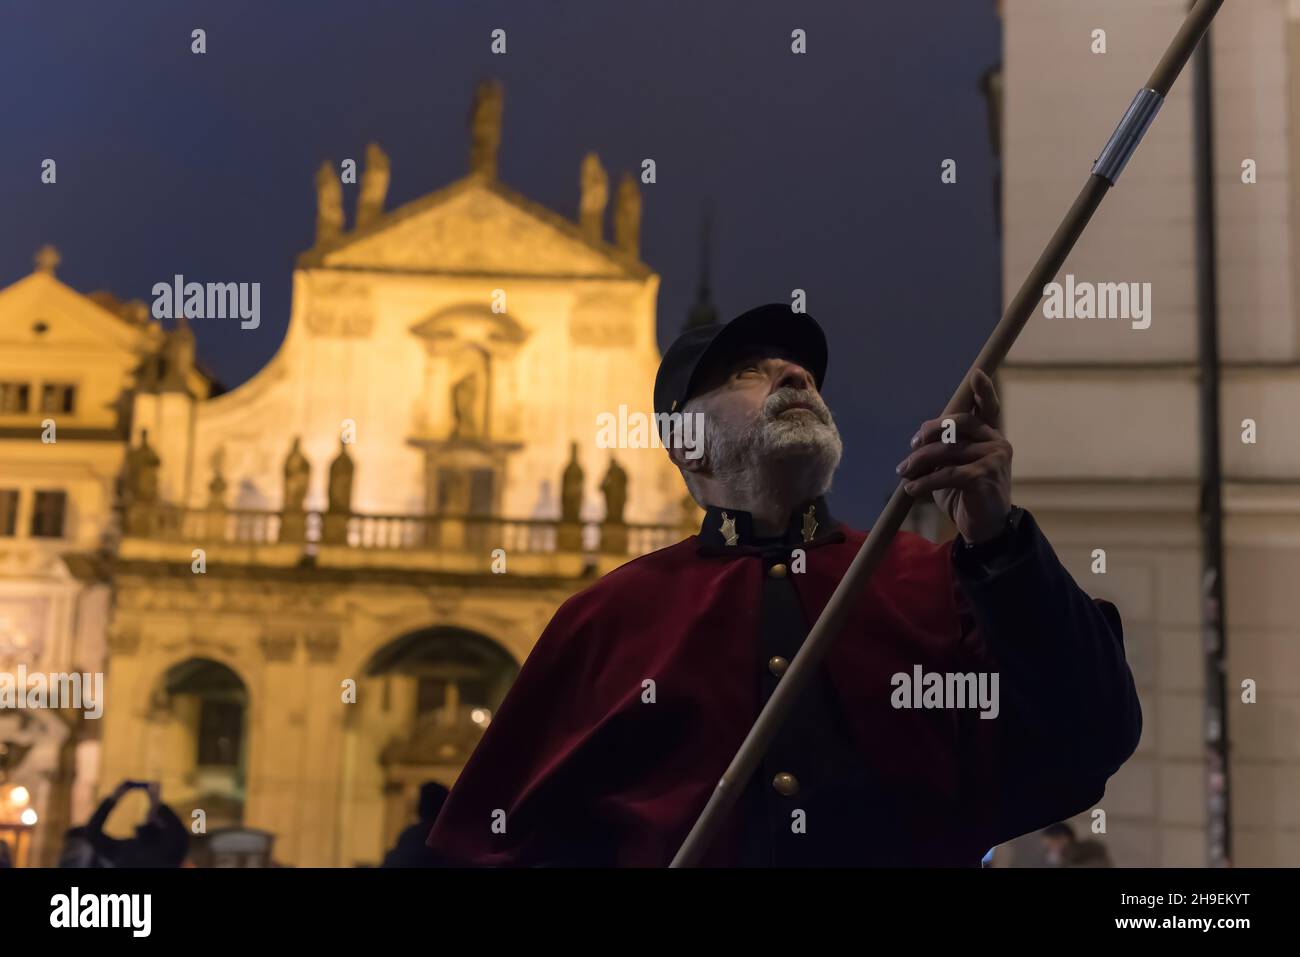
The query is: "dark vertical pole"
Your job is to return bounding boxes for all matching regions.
[981,49,1005,423]
[1191,6,1231,868]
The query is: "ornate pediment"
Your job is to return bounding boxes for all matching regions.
[314,180,643,279]
[0,272,152,354]
[409,303,528,358]
[302,277,374,338]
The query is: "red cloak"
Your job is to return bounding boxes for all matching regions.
[427,508,1140,866]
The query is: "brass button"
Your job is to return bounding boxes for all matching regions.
[772,772,800,797]
[768,655,789,678]
[768,563,788,579]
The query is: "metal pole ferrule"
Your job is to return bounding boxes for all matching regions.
[1092,88,1165,185]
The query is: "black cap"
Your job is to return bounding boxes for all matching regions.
[653,303,828,417]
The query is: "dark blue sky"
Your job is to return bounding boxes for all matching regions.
[0,0,1001,526]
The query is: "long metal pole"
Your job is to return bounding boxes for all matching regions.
[671,0,1229,868]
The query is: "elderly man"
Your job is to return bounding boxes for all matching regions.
[427,303,1141,867]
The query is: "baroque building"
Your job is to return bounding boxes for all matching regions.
[0,248,217,866]
[0,81,689,866]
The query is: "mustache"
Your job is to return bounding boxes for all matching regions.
[763,388,832,426]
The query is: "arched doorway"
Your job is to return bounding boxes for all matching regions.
[153,657,249,830]
[360,627,519,857]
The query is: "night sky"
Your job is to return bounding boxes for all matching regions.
[0,0,1001,527]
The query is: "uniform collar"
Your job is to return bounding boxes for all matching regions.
[697,496,843,554]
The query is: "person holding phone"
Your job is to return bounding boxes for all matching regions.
[58,779,189,868]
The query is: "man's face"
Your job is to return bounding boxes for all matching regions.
[697,348,819,427]
[683,347,843,501]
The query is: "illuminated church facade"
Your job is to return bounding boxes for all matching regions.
[0,82,690,866]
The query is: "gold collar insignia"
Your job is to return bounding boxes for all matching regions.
[719,512,739,547]
[801,505,819,544]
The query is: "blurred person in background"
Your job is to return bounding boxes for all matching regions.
[58,780,189,868]
[383,781,449,868]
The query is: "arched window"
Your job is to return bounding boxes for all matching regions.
[164,658,248,771]
[367,627,518,732]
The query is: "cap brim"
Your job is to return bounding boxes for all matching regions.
[683,306,827,406]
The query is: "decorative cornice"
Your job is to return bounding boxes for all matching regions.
[305,630,341,664]
[258,630,298,663]
[106,627,141,657]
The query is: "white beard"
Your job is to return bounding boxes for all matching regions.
[702,388,844,508]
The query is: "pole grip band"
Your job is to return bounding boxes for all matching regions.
[1092,88,1165,185]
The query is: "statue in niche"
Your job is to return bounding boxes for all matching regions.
[126,430,161,504]
[560,442,584,523]
[601,456,628,525]
[328,440,355,514]
[451,370,483,440]
[282,437,310,511]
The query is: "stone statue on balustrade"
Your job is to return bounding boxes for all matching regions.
[283,438,310,508]
[279,437,311,543]
[599,455,629,555]
[558,441,584,552]
[207,447,228,509]
[204,447,229,540]
[126,430,161,504]
[123,430,161,536]
[323,439,355,544]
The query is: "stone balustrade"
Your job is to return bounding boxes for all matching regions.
[121,503,685,559]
